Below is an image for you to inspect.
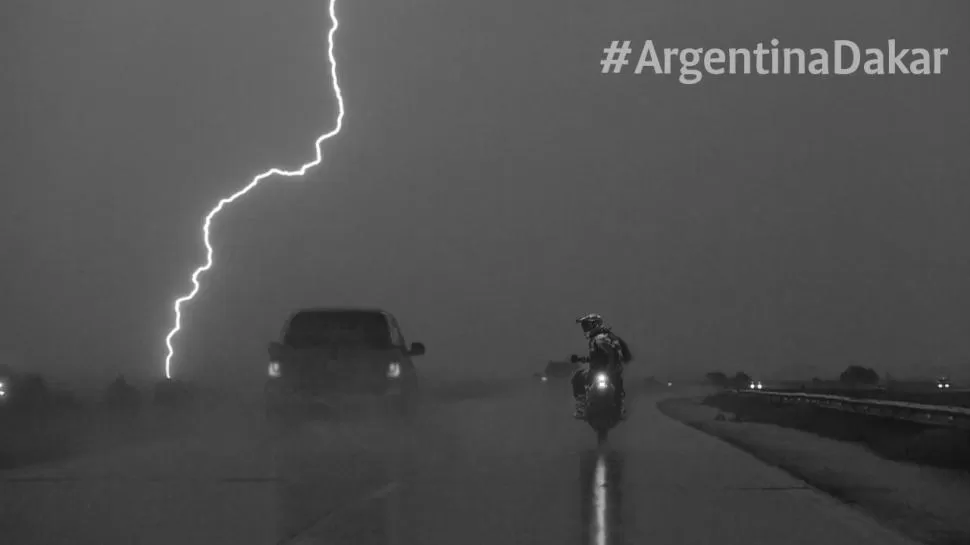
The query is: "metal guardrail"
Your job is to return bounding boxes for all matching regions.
[736,389,970,431]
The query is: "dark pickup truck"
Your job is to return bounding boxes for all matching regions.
[264,307,425,420]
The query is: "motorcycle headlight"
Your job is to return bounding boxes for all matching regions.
[594,373,610,390]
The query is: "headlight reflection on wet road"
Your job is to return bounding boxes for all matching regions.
[592,454,607,545]
[582,449,624,545]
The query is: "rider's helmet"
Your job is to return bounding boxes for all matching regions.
[576,313,606,337]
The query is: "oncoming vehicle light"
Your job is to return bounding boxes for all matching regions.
[594,373,610,390]
[268,362,281,378]
[387,362,401,379]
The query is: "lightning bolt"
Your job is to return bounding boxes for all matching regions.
[162,0,345,380]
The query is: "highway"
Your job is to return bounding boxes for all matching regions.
[0,384,918,545]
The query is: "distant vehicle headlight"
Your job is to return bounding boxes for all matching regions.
[757,382,764,390]
[749,382,756,389]
[387,362,401,379]
[268,362,281,378]
[540,376,548,382]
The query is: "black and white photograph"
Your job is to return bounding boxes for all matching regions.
[1,1,968,544]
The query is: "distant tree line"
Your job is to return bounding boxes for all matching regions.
[704,364,881,388]
[838,365,879,385]
[704,371,751,389]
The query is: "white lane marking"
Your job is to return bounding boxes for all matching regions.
[282,481,401,545]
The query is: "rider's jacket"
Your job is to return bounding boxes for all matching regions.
[587,328,625,369]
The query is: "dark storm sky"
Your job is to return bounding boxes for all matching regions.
[2,0,968,386]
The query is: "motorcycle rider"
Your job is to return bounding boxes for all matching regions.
[571,313,632,419]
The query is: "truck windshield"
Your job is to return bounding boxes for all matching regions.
[283,311,392,349]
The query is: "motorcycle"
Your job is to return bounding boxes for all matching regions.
[570,354,623,445]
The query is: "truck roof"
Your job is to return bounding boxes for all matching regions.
[291,307,391,315]
[297,306,387,312]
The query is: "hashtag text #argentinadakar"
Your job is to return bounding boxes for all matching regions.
[625,39,949,84]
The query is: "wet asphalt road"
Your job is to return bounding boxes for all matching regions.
[0,384,918,545]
